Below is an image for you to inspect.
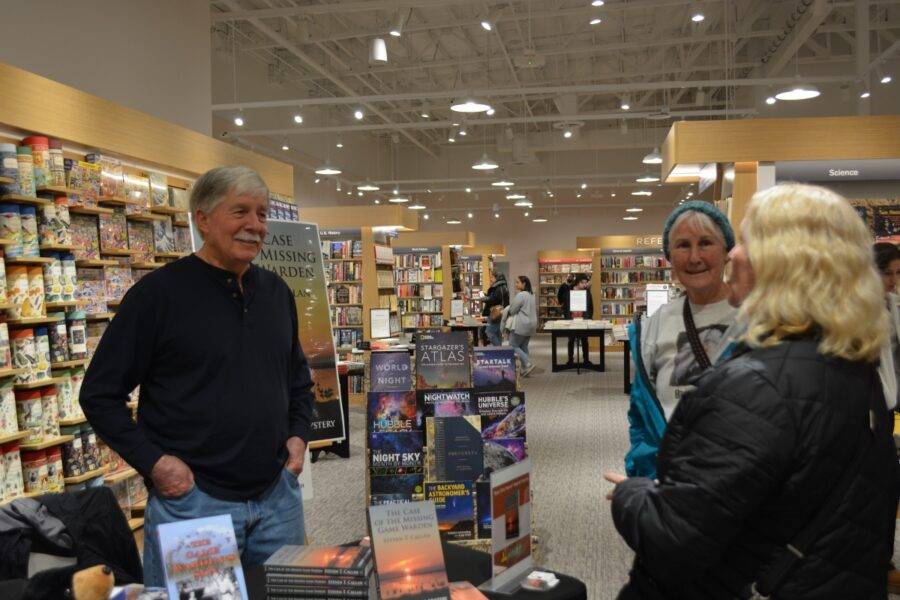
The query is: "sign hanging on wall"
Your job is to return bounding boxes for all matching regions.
[254,221,346,444]
[776,159,900,182]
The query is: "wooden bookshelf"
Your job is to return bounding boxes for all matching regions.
[86,312,115,321]
[6,256,54,265]
[7,317,62,326]
[99,248,138,257]
[536,250,595,332]
[69,205,114,216]
[36,185,78,195]
[105,468,138,484]
[20,434,74,451]
[52,358,89,369]
[0,237,15,245]
[0,430,30,445]
[0,194,49,206]
[76,258,118,267]
[46,300,78,309]
[125,213,167,223]
[0,367,26,379]
[0,176,13,185]
[150,205,188,216]
[59,415,88,426]
[98,195,140,206]
[63,467,105,484]
[39,243,76,252]
[15,376,67,390]
[458,245,503,318]
[130,262,165,269]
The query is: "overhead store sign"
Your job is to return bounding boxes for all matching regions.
[776,159,900,182]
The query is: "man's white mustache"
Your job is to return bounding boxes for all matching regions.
[235,234,262,243]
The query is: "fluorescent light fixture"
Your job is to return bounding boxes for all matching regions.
[592,0,605,5]
[765,96,777,105]
[532,217,547,223]
[642,147,663,164]
[486,108,495,116]
[691,13,705,22]
[389,9,407,37]
[369,37,388,64]
[358,182,380,191]
[447,219,462,224]
[233,115,244,127]
[636,175,660,183]
[315,164,342,176]
[590,17,602,25]
[626,207,644,213]
[775,84,821,101]
[472,153,499,170]
[492,179,515,187]
[388,195,409,203]
[563,129,573,139]
[623,216,639,221]
[409,204,426,210]
[451,98,492,113]
[506,193,526,200]
[881,74,893,84]
[860,90,871,99]
[354,109,364,120]
[281,144,290,151]
[631,190,652,196]
[514,200,533,207]
[293,113,303,124]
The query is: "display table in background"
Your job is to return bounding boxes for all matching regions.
[449,321,486,347]
[544,321,612,373]
[245,541,587,599]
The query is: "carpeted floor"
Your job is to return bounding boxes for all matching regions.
[304,336,634,598]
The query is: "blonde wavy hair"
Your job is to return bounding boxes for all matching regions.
[740,183,886,362]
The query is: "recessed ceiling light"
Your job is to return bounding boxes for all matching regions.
[860,90,871,99]
[626,207,644,213]
[514,200,533,207]
[336,141,344,148]
[233,115,244,127]
[447,219,462,224]
[480,20,492,31]
[293,114,303,124]
[493,212,500,218]
[576,193,582,198]
[374,199,380,204]
[775,84,821,101]
[357,191,363,196]
[354,109,365,120]
[465,187,472,193]
[458,127,467,136]
[642,147,663,164]
[524,211,529,217]
[631,190,653,196]
[486,108,495,116]
[314,178,320,184]
[492,179,515,187]
[451,98,492,113]
[423,214,430,219]
[507,193,526,200]
[636,175,660,183]
[421,112,430,118]
[467,212,474,219]
[621,100,631,111]
[563,129,573,139]
[532,217,548,223]
[765,96,777,105]
[881,74,893,84]
[590,17,602,25]
[409,204,426,210]
[580,182,588,189]
[358,182,380,191]
[623,216,639,221]
[448,136,456,143]
[281,144,290,151]
[691,13,705,22]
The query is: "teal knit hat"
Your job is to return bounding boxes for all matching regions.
[662,201,735,260]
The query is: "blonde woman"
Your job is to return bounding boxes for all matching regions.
[606,184,898,599]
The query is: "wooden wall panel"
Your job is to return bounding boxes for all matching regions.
[299,205,418,230]
[0,61,293,195]
[393,230,474,247]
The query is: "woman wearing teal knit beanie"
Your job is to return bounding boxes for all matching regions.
[622,200,739,479]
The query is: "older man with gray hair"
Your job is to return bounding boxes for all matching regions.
[81,166,314,585]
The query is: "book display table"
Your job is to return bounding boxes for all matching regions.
[544,321,611,373]
[244,541,588,599]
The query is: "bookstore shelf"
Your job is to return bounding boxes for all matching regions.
[63,467,106,485]
[21,434,75,451]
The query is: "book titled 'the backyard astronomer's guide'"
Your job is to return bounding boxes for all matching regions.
[158,514,248,600]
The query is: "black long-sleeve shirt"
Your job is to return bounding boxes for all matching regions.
[80,254,314,501]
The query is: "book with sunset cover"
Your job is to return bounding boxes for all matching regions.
[264,545,372,577]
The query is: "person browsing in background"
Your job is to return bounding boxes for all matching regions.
[563,273,594,366]
[874,243,900,408]
[607,183,899,599]
[556,273,575,316]
[502,275,538,377]
[625,201,737,479]
[481,271,509,346]
[80,166,314,585]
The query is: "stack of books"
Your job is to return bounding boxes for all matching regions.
[264,544,375,599]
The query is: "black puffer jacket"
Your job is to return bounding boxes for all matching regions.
[612,337,899,599]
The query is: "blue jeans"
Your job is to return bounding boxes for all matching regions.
[485,321,502,346]
[142,468,305,587]
[508,332,532,367]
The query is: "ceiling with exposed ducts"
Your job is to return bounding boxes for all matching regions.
[209,0,900,220]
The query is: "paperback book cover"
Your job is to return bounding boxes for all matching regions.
[368,501,450,600]
[449,581,489,599]
[157,514,248,600]
[266,572,372,587]
[476,480,492,539]
[369,431,424,470]
[483,439,527,479]
[264,545,372,576]
[476,392,526,440]
[370,473,424,498]
[369,351,413,392]
[418,389,475,418]
[367,391,421,434]
[425,482,476,541]
[427,416,483,482]
[415,331,471,390]
[472,348,517,392]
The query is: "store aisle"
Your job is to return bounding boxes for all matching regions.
[304,336,636,598]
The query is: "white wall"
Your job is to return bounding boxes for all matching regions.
[0,0,212,135]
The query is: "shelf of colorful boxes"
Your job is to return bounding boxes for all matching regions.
[0,139,174,509]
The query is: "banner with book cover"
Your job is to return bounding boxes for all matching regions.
[255,221,346,443]
[365,333,528,542]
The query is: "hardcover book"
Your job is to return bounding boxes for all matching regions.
[264,545,372,577]
[472,348,517,392]
[476,480,492,539]
[369,351,413,392]
[157,514,248,600]
[415,331,471,390]
[368,501,450,600]
[476,392,526,440]
[367,391,421,434]
[369,473,424,498]
[369,431,424,470]
[428,416,483,482]
[418,389,475,418]
[483,439,527,480]
[425,481,476,541]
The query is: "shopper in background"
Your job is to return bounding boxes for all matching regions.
[607,183,899,599]
[481,270,509,346]
[556,272,575,315]
[81,166,313,585]
[562,274,594,365]
[502,275,538,377]
[624,201,737,479]
[875,243,900,405]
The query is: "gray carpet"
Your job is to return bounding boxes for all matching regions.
[304,336,634,598]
